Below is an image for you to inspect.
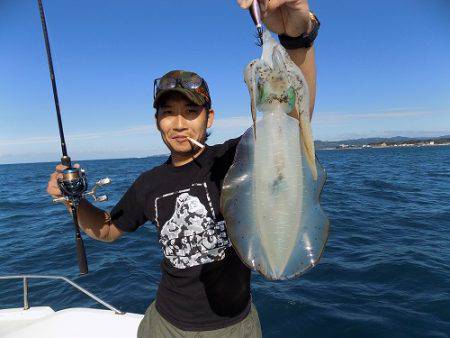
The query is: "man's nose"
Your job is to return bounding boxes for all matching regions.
[173,113,187,130]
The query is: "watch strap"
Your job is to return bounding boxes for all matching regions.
[278,11,320,50]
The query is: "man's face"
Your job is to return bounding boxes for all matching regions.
[156,92,214,156]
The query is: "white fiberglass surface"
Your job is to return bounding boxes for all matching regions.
[1,307,143,338]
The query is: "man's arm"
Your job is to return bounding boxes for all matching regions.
[73,198,124,242]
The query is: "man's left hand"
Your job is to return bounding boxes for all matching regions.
[237,0,312,37]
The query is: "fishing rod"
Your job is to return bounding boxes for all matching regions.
[37,0,111,275]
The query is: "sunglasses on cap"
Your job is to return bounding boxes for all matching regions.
[153,72,210,100]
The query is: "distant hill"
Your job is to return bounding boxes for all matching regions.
[315,135,450,150]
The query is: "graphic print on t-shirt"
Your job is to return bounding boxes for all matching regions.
[155,183,231,269]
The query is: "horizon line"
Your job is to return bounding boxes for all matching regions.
[1,133,449,165]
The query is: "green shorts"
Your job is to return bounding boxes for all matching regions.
[137,301,262,338]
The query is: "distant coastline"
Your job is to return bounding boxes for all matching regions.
[315,135,450,151]
[2,135,450,165]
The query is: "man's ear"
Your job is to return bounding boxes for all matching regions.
[206,108,215,129]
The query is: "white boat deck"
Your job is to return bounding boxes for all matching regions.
[0,275,144,338]
[0,306,143,338]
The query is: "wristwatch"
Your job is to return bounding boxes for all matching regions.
[278,11,320,50]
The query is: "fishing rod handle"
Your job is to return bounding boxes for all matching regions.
[76,234,88,275]
[72,206,88,275]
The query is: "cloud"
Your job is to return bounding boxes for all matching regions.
[0,116,253,148]
[314,107,434,124]
[2,111,448,164]
[0,124,155,147]
[212,116,252,129]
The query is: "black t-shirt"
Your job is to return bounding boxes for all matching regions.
[110,137,251,331]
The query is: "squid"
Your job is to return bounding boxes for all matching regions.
[220,31,329,280]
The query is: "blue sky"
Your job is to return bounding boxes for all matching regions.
[0,0,449,164]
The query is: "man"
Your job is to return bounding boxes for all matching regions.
[46,1,318,336]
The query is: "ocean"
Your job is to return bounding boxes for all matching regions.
[1,145,449,337]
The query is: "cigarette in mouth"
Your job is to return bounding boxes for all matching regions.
[187,137,205,149]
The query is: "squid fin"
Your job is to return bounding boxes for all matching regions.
[244,60,259,140]
[299,112,318,180]
[290,72,318,181]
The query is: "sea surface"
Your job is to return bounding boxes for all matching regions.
[1,146,449,337]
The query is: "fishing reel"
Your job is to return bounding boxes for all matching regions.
[53,166,111,207]
[51,162,111,276]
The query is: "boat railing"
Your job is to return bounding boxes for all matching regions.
[0,275,124,315]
